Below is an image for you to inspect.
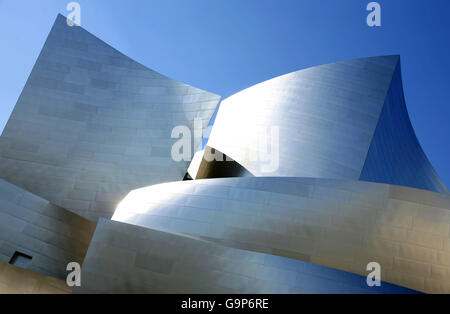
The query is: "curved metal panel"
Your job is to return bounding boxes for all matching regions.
[203,56,447,193]
[0,14,221,221]
[0,178,95,279]
[360,63,448,193]
[206,56,399,179]
[113,177,450,293]
[74,218,417,294]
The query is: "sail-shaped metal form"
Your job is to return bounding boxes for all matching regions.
[360,63,447,193]
[0,14,221,222]
[197,56,447,194]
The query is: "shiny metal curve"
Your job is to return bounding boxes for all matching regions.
[203,56,447,193]
[113,177,450,293]
[74,218,417,294]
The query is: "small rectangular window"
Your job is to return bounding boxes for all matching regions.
[9,251,32,268]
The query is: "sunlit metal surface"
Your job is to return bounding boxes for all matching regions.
[186,103,220,179]
[207,56,397,178]
[0,14,221,221]
[203,56,447,193]
[74,218,418,294]
[113,177,450,293]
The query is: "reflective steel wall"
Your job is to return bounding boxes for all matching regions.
[1,13,448,294]
[202,56,447,193]
[0,179,95,279]
[0,14,221,221]
[74,218,417,294]
[112,177,450,293]
[206,56,399,179]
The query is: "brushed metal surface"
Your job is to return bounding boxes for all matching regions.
[113,177,450,293]
[74,218,416,294]
[0,178,95,279]
[207,56,399,179]
[0,14,221,222]
[0,13,448,294]
[202,56,447,193]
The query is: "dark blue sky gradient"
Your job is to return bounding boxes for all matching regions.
[0,0,448,187]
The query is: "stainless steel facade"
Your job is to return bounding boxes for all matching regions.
[111,177,450,293]
[0,14,221,222]
[74,218,416,294]
[0,14,448,294]
[0,178,95,279]
[203,56,447,194]
[360,63,448,193]
[206,56,398,179]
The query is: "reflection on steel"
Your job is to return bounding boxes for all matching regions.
[203,56,447,193]
[0,14,221,222]
[112,177,450,293]
[74,218,417,294]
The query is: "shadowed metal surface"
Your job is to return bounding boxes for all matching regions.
[194,146,253,179]
[0,178,95,279]
[113,177,450,293]
[0,14,221,222]
[360,63,448,193]
[74,218,417,294]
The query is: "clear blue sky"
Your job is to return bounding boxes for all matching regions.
[0,0,449,187]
